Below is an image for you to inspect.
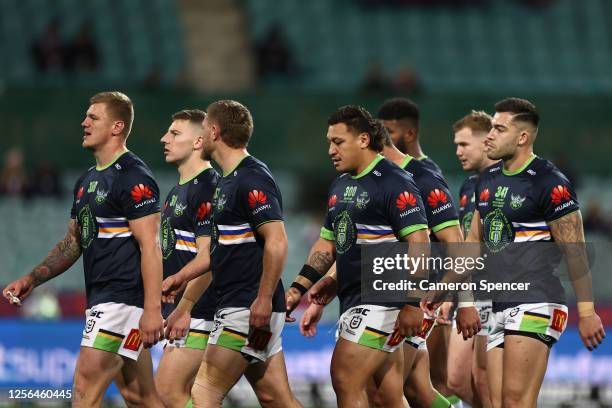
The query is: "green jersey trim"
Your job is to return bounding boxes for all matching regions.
[223,154,251,177]
[502,154,537,176]
[96,150,129,171]
[431,219,460,233]
[400,155,414,169]
[320,227,335,241]
[351,154,384,179]
[417,155,428,161]
[179,166,212,185]
[397,224,428,239]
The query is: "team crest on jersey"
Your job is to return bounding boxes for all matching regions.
[461,212,474,236]
[333,210,355,254]
[483,208,513,253]
[215,194,227,212]
[95,189,108,205]
[174,202,187,217]
[328,195,337,208]
[510,194,526,210]
[160,218,175,260]
[78,205,96,249]
[355,191,370,210]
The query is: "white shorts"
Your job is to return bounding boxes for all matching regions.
[207,307,284,363]
[163,319,213,350]
[81,302,143,361]
[476,300,493,336]
[338,305,404,353]
[487,303,568,352]
[405,314,436,350]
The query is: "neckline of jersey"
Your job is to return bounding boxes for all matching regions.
[400,154,414,169]
[351,154,384,179]
[502,154,537,176]
[223,154,250,177]
[96,150,129,171]
[179,165,212,185]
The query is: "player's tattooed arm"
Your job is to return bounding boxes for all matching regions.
[29,219,82,286]
[306,238,336,276]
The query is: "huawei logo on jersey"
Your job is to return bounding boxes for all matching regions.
[197,202,212,221]
[131,184,153,203]
[328,194,337,208]
[479,188,490,203]
[551,185,571,205]
[76,186,84,200]
[427,189,448,209]
[460,194,468,208]
[396,191,417,210]
[248,190,267,209]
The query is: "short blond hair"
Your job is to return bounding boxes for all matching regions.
[453,110,492,134]
[90,91,134,137]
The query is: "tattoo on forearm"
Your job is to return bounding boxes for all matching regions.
[30,226,81,286]
[308,251,334,275]
[549,211,585,257]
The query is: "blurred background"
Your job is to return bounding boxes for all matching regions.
[0,0,611,406]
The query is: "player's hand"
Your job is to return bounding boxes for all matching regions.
[2,275,35,307]
[250,296,272,329]
[436,301,454,325]
[578,313,606,351]
[300,303,324,337]
[396,304,423,337]
[164,308,191,343]
[285,287,302,322]
[455,306,481,340]
[420,299,442,318]
[161,274,187,303]
[139,307,164,348]
[308,276,337,305]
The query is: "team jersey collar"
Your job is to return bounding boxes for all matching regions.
[179,165,212,185]
[502,154,537,176]
[351,154,384,179]
[95,149,129,171]
[223,154,251,177]
[400,154,414,169]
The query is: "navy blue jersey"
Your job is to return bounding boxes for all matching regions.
[475,156,580,310]
[70,151,160,309]
[161,167,220,320]
[419,156,443,176]
[401,156,459,239]
[321,155,429,314]
[459,174,479,238]
[210,156,285,312]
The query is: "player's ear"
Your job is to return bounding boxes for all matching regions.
[112,121,125,137]
[193,133,204,150]
[358,132,370,149]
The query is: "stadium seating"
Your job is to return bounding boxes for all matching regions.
[244,0,612,92]
[0,0,185,87]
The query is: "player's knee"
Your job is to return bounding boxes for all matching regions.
[157,385,185,408]
[447,372,469,397]
[501,389,527,408]
[331,369,357,396]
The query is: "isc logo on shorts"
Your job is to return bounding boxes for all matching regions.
[123,329,142,351]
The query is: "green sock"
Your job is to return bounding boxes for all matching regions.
[446,394,462,407]
[429,390,451,408]
[184,398,193,408]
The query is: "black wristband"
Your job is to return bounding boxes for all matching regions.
[290,282,308,296]
[298,264,322,284]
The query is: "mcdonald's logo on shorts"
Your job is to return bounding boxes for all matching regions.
[551,309,567,332]
[123,328,142,351]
